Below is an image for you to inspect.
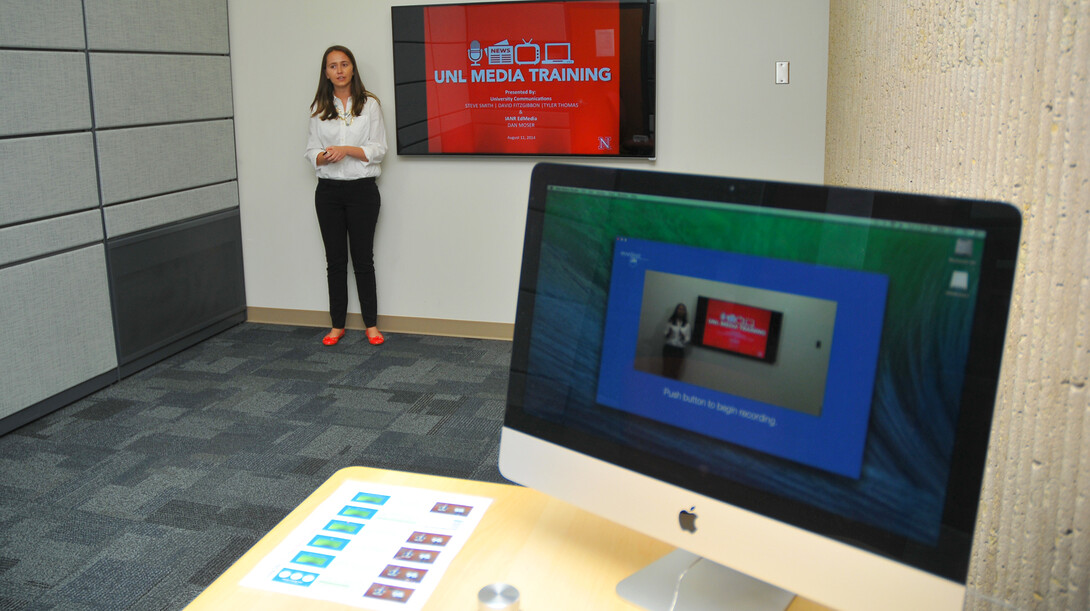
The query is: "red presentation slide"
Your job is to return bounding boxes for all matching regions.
[701,299,777,360]
[423,1,621,154]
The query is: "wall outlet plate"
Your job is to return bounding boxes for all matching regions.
[776,61,789,84]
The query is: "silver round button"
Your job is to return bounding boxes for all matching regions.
[478,582,520,611]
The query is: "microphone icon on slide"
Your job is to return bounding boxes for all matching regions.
[467,40,483,66]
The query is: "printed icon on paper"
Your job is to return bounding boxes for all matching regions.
[431,502,472,516]
[308,535,350,551]
[382,564,428,583]
[365,583,415,603]
[323,519,364,535]
[408,531,452,546]
[351,492,391,505]
[291,551,336,568]
[338,505,377,520]
[395,547,440,564]
[273,568,319,587]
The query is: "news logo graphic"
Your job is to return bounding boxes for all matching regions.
[485,39,513,64]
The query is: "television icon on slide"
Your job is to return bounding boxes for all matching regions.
[543,42,574,64]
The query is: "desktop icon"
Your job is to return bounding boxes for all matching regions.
[950,270,970,291]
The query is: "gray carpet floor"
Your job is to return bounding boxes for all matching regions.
[0,323,513,610]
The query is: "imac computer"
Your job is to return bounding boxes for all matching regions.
[499,163,1021,610]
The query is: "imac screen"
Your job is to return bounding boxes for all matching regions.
[504,163,1021,587]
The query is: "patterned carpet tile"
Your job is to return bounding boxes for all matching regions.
[0,323,513,610]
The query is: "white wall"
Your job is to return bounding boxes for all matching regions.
[228,0,829,326]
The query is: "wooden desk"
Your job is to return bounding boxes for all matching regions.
[187,467,829,610]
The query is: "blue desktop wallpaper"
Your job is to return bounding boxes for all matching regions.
[521,187,985,545]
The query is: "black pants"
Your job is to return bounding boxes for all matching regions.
[662,345,685,379]
[315,177,380,328]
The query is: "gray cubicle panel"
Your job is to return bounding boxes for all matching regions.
[0,245,118,429]
[0,50,92,137]
[96,120,238,205]
[84,0,229,54]
[0,5,111,435]
[0,0,244,435]
[0,133,100,226]
[87,0,244,377]
[0,0,86,49]
[89,54,233,128]
[104,182,240,239]
[86,0,243,378]
[0,210,102,266]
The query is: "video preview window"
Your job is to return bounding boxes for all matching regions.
[596,237,889,478]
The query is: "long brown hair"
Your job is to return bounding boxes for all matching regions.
[310,45,379,120]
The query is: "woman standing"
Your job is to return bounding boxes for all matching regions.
[305,45,387,346]
[662,303,691,379]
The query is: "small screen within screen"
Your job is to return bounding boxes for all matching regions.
[596,235,889,478]
[507,165,1020,582]
[694,297,783,362]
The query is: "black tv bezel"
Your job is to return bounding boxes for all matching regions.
[390,0,656,158]
[504,162,1022,583]
[692,295,784,364]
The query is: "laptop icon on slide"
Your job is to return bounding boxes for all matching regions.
[543,43,574,64]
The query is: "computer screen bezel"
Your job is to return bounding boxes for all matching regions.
[501,162,1021,605]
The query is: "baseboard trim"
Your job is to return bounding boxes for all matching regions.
[246,307,514,341]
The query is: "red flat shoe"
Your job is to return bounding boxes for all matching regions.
[367,333,385,346]
[322,331,345,346]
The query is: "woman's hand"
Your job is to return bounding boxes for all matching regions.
[323,146,348,163]
[321,146,369,164]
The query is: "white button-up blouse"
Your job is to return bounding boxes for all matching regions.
[304,95,388,180]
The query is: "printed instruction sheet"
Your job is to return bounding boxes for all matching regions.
[239,480,493,610]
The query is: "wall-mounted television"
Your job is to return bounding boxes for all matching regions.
[692,295,784,363]
[391,0,656,157]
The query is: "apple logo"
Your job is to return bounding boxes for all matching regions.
[678,507,698,533]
